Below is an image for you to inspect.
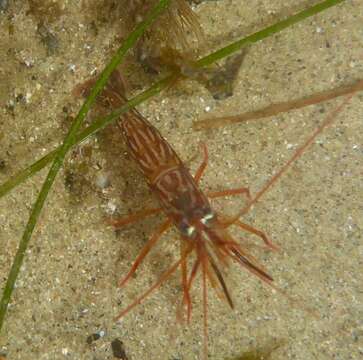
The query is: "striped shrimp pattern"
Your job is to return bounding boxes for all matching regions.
[97,70,277,360]
[121,110,213,235]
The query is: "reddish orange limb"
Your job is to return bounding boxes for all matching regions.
[232,93,356,221]
[202,257,209,360]
[118,219,172,287]
[179,241,192,323]
[207,186,251,200]
[187,259,201,291]
[207,257,234,309]
[234,219,280,252]
[115,245,193,322]
[178,257,205,324]
[107,207,162,229]
[228,245,274,285]
[194,142,251,200]
[183,258,200,319]
[194,143,209,184]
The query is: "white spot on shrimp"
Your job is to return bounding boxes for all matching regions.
[201,212,215,226]
[184,225,196,237]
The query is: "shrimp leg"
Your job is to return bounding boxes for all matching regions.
[202,256,209,360]
[194,143,209,183]
[207,187,251,199]
[234,220,280,251]
[108,207,162,229]
[118,219,172,287]
[177,240,193,323]
[195,143,251,198]
[115,245,193,322]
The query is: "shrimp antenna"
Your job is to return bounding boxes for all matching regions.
[208,255,234,309]
[228,93,356,224]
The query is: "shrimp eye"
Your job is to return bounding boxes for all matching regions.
[179,220,196,238]
[200,212,215,227]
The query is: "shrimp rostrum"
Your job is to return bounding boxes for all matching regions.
[96,70,278,358]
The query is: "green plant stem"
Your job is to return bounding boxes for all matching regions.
[196,0,347,68]
[0,75,176,198]
[0,0,171,332]
[0,0,348,199]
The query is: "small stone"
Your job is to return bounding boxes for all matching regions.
[111,339,128,359]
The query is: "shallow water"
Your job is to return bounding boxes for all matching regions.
[0,1,362,359]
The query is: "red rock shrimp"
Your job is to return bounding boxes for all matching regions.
[94,70,279,359]
[87,70,353,359]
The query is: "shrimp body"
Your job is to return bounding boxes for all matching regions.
[99,70,275,359]
[119,107,271,286]
[117,105,275,359]
[79,68,353,359]
[120,108,214,238]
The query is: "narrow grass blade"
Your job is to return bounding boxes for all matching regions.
[0,74,175,198]
[0,0,171,332]
[196,0,347,68]
[0,0,348,199]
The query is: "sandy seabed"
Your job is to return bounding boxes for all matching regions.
[0,1,362,359]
